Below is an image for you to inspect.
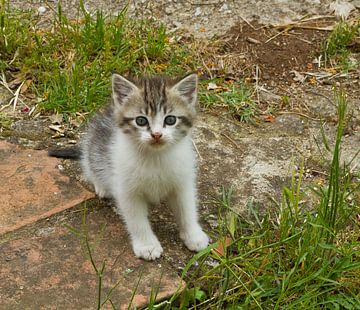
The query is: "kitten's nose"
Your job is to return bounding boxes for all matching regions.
[151,132,162,141]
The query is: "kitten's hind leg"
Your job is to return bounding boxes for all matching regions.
[168,185,209,252]
[113,194,163,260]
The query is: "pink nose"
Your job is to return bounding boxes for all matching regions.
[151,132,162,141]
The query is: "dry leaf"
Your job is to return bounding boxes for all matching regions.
[263,115,275,123]
[49,124,64,133]
[207,82,219,90]
[70,118,81,128]
[290,70,306,83]
[20,79,32,94]
[325,67,337,75]
[8,77,23,90]
[309,77,317,85]
[212,236,232,257]
[51,132,65,139]
[49,114,63,125]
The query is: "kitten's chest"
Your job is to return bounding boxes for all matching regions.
[129,153,189,203]
[136,161,177,201]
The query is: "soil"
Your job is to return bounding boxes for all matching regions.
[221,21,330,86]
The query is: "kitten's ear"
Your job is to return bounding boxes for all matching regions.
[112,73,139,105]
[171,73,198,106]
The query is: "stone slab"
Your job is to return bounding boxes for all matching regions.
[0,140,94,234]
[0,205,184,309]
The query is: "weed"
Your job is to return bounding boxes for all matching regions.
[64,208,118,309]
[322,20,360,70]
[0,111,12,130]
[1,2,258,121]
[161,89,360,309]
[65,206,166,309]
[199,80,257,122]
[0,2,196,115]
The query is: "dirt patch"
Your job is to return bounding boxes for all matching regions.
[221,20,330,86]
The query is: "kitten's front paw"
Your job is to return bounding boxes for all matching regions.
[133,240,163,261]
[180,228,209,252]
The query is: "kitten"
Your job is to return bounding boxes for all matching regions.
[49,73,209,260]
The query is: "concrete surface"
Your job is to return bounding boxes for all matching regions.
[0,140,184,309]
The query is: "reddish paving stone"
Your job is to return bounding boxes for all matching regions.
[0,140,94,234]
[0,206,184,309]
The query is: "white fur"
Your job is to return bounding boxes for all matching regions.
[81,127,209,260]
[80,74,209,260]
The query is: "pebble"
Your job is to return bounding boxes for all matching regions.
[194,7,201,16]
[165,7,174,15]
[205,257,219,268]
[172,21,182,28]
[38,6,46,14]
[36,227,55,237]
[219,3,228,12]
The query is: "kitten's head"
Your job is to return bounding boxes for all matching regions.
[112,73,197,150]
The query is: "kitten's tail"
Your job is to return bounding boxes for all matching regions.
[48,146,82,160]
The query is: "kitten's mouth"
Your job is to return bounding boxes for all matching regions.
[149,139,165,147]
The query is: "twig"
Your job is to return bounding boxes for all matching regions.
[185,0,221,5]
[254,65,260,104]
[302,71,334,80]
[311,169,328,176]
[295,36,312,44]
[201,56,213,79]
[28,105,38,117]
[0,98,13,111]
[0,73,12,93]
[267,16,334,44]
[238,14,256,30]
[292,25,333,31]
[273,15,335,29]
[11,80,25,111]
[9,49,19,65]
[265,28,287,44]
[192,139,202,161]
[141,47,151,68]
[298,15,335,22]
[221,132,240,149]
[0,74,26,110]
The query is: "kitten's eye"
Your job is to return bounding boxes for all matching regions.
[164,115,176,126]
[135,116,148,126]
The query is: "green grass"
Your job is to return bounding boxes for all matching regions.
[199,80,257,122]
[2,3,359,308]
[65,206,169,309]
[0,1,196,114]
[0,1,258,122]
[322,20,360,70]
[163,89,359,309]
[68,89,359,309]
[0,111,12,130]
